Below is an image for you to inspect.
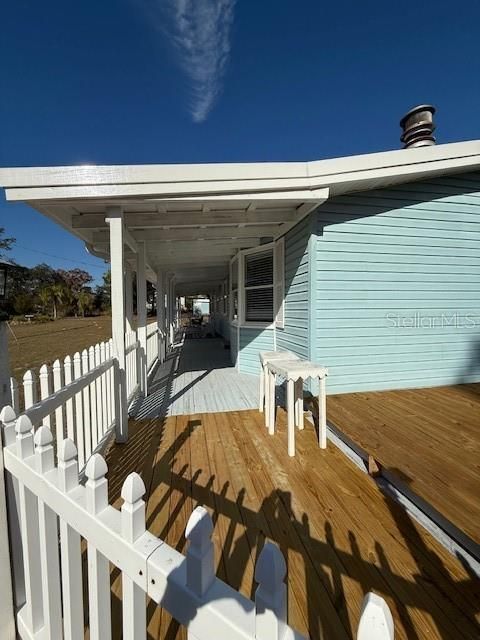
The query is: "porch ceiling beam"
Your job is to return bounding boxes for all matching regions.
[92,226,277,243]
[150,257,233,267]
[71,210,297,229]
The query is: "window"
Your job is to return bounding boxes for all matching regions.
[244,249,274,323]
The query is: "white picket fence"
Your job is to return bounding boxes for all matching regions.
[10,339,117,470]
[0,410,394,640]
[146,322,160,372]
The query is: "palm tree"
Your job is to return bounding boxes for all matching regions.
[77,290,94,317]
[50,283,66,320]
[38,287,52,315]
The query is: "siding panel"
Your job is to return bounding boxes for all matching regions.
[277,215,311,360]
[238,327,274,375]
[314,172,480,393]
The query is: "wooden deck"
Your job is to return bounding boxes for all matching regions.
[130,337,258,419]
[326,384,480,547]
[105,408,480,640]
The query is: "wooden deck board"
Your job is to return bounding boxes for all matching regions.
[131,337,259,419]
[105,408,480,640]
[326,384,480,545]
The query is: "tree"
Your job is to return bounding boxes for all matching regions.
[0,227,15,257]
[77,290,94,317]
[95,269,111,311]
[57,268,93,294]
[38,287,53,315]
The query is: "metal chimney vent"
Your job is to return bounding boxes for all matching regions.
[400,105,436,148]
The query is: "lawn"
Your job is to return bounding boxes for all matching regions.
[7,316,114,380]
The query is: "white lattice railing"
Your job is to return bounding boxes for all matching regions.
[9,339,116,470]
[0,411,394,640]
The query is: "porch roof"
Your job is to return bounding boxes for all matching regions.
[1,139,480,286]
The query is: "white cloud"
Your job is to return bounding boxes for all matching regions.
[153,0,236,123]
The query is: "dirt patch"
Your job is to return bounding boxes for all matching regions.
[7,316,113,379]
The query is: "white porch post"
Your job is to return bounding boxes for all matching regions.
[136,242,147,396]
[156,270,165,362]
[125,264,134,334]
[106,207,128,443]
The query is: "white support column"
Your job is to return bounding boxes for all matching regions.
[136,242,147,396]
[156,270,165,362]
[125,264,134,334]
[106,207,128,443]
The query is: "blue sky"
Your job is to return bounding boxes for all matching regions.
[1,0,480,282]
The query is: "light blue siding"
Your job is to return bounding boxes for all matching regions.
[314,172,480,394]
[276,215,312,360]
[229,323,238,367]
[238,327,274,375]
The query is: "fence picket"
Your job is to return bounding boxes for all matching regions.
[100,343,108,437]
[73,353,85,469]
[254,542,287,640]
[357,592,394,639]
[52,359,65,445]
[58,439,84,640]
[88,347,98,452]
[64,356,75,442]
[85,454,112,640]
[82,349,92,460]
[121,473,146,640]
[22,370,37,411]
[105,340,112,430]
[39,364,52,429]
[15,415,43,636]
[34,427,62,638]
[94,343,103,442]
[10,378,19,414]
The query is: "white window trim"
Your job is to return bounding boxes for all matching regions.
[229,254,240,325]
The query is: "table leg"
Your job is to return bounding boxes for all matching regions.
[287,378,295,456]
[318,376,327,448]
[264,366,270,427]
[268,371,276,435]
[259,364,265,413]
[296,378,304,430]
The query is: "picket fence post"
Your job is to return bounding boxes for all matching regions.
[10,377,19,414]
[58,438,84,640]
[121,472,147,639]
[357,592,394,639]
[34,426,63,638]
[185,506,215,597]
[15,415,43,635]
[23,370,37,410]
[85,454,112,640]
[0,406,16,640]
[255,542,287,640]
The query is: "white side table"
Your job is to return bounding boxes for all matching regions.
[259,351,299,428]
[267,359,328,457]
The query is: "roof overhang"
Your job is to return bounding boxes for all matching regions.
[1,139,480,287]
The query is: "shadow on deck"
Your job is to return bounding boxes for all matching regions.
[104,405,480,640]
[130,336,259,419]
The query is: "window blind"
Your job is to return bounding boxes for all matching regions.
[245,251,273,287]
[245,288,274,322]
